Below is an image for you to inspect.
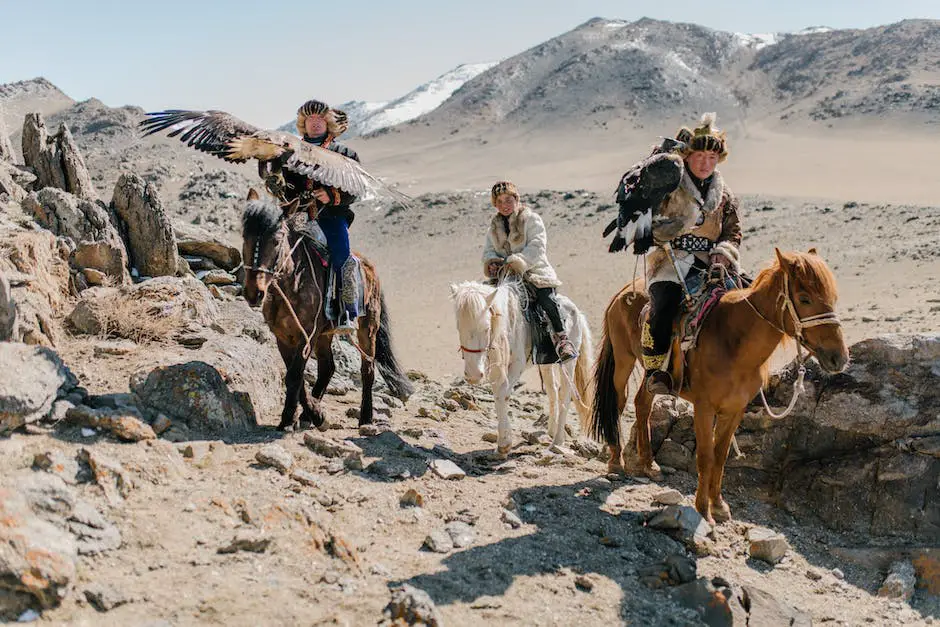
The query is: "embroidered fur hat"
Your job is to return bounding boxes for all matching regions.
[490,181,519,206]
[676,112,729,163]
[295,99,349,137]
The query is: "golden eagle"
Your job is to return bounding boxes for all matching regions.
[602,137,690,255]
[138,109,409,206]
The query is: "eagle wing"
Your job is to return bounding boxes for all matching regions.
[138,109,291,163]
[283,140,411,205]
[603,152,683,255]
[139,109,412,207]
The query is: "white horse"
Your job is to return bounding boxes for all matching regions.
[450,279,594,455]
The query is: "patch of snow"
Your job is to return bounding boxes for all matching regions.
[733,32,779,50]
[356,62,498,135]
[666,51,695,74]
[796,26,833,35]
[604,21,628,29]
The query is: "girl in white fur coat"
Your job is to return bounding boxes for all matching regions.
[482,181,577,362]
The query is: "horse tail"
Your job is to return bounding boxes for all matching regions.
[375,289,414,401]
[589,319,621,447]
[573,311,595,432]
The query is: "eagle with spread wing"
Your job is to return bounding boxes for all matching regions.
[138,107,409,207]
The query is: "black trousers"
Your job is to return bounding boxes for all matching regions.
[533,287,565,333]
[645,281,684,356]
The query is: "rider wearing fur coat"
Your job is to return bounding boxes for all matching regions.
[269,99,361,330]
[624,114,742,395]
[483,181,578,362]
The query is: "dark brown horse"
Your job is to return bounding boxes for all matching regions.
[588,248,848,523]
[241,191,412,430]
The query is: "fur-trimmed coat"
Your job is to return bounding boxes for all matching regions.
[482,206,562,288]
[646,165,741,285]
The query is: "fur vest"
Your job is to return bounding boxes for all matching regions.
[482,206,562,288]
[646,167,742,285]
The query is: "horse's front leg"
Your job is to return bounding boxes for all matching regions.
[692,401,718,524]
[276,340,307,431]
[493,379,512,456]
[539,365,559,443]
[708,408,745,523]
[300,335,334,430]
[623,385,663,480]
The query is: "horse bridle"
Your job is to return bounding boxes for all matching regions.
[245,238,278,277]
[745,271,841,359]
[459,307,499,355]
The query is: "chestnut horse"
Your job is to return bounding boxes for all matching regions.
[588,248,848,523]
[241,192,412,430]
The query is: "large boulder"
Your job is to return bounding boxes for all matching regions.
[174,223,242,271]
[636,334,940,542]
[66,276,218,341]
[70,240,130,285]
[0,228,70,346]
[0,483,77,618]
[0,471,122,618]
[21,113,97,201]
[0,343,77,432]
[111,174,179,278]
[131,360,258,436]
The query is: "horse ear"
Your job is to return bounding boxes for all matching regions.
[247,187,260,201]
[282,197,300,217]
[807,247,818,255]
[774,247,790,269]
[449,284,458,299]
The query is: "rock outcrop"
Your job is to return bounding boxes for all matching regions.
[21,113,97,201]
[111,174,180,278]
[634,334,940,542]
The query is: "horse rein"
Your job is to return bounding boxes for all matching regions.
[246,233,315,358]
[743,271,841,419]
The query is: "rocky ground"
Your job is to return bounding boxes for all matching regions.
[0,104,937,626]
[1,336,937,626]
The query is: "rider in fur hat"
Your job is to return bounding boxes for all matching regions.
[483,181,578,362]
[612,113,742,395]
[277,99,361,330]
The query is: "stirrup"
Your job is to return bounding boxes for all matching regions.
[334,310,358,334]
[552,333,578,362]
[645,370,674,396]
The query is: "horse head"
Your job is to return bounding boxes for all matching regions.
[241,191,289,307]
[450,281,502,384]
[774,247,849,373]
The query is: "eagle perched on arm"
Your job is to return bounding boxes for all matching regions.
[138,107,410,206]
[602,137,689,255]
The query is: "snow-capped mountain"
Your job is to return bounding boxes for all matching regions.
[279,62,497,137]
[733,25,834,50]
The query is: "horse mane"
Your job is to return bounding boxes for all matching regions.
[242,198,282,239]
[452,281,490,325]
[451,280,521,336]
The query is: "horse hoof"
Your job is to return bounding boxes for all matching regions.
[300,410,326,430]
[606,460,625,475]
[712,500,732,523]
[496,444,512,458]
[623,457,663,481]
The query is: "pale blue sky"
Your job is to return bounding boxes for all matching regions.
[1,0,937,127]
